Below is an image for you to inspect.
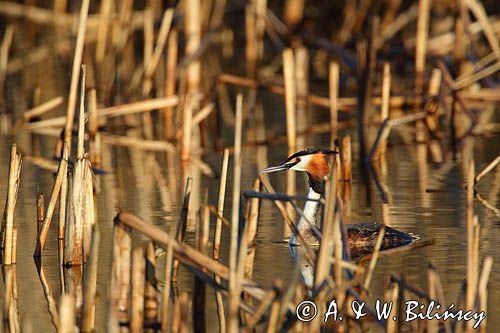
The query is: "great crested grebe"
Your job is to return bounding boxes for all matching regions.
[262,148,417,256]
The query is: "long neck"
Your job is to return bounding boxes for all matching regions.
[289,187,322,246]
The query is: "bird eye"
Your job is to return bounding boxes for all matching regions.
[295,158,301,163]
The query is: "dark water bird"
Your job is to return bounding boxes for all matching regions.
[262,148,417,255]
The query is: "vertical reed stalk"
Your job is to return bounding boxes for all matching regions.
[3,144,21,265]
[131,247,146,333]
[144,241,158,331]
[244,179,261,280]
[295,47,309,151]
[95,0,113,62]
[58,143,69,242]
[81,228,100,333]
[63,0,90,151]
[109,218,132,332]
[161,242,174,333]
[164,28,178,140]
[465,157,476,323]
[341,135,352,181]
[284,0,304,27]
[415,0,430,142]
[228,94,243,332]
[213,149,229,333]
[379,63,391,156]
[88,89,101,168]
[172,179,192,284]
[283,49,297,237]
[36,193,44,237]
[59,294,76,333]
[386,282,399,333]
[329,62,339,139]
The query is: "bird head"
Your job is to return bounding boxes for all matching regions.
[261,148,338,194]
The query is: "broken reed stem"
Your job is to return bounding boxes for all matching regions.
[379,62,391,156]
[229,94,243,333]
[213,149,229,333]
[3,144,21,265]
[161,242,174,333]
[59,294,76,333]
[81,228,100,333]
[109,219,132,332]
[283,48,297,236]
[63,0,90,151]
[131,247,145,333]
[34,143,68,258]
[163,28,178,139]
[36,193,44,237]
[329,62,339,138]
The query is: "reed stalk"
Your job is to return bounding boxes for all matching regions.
[63,0,90,151]
[131,246,146,333]
[59,294,76,333]
[3,144,21,265]
[34,143,67,257]
[144,241,158,331]
[379,62,391,157]
[228,94,244,332]
[81,227,100,333]
[164,28,178,139]
[213,149,229,333]
[109,218,132,332]
[88,89,101,167]
[341,135,352,181]
[23,96,180,131]
[161,242,174,333]
[36,193,44,237]
[329,62,339,139]
[282,49,297,236]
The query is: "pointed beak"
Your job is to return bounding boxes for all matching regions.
[261,163,294,174]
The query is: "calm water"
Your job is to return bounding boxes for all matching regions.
[1,120,499,331]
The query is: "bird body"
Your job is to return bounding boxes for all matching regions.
[262,148,417,256]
